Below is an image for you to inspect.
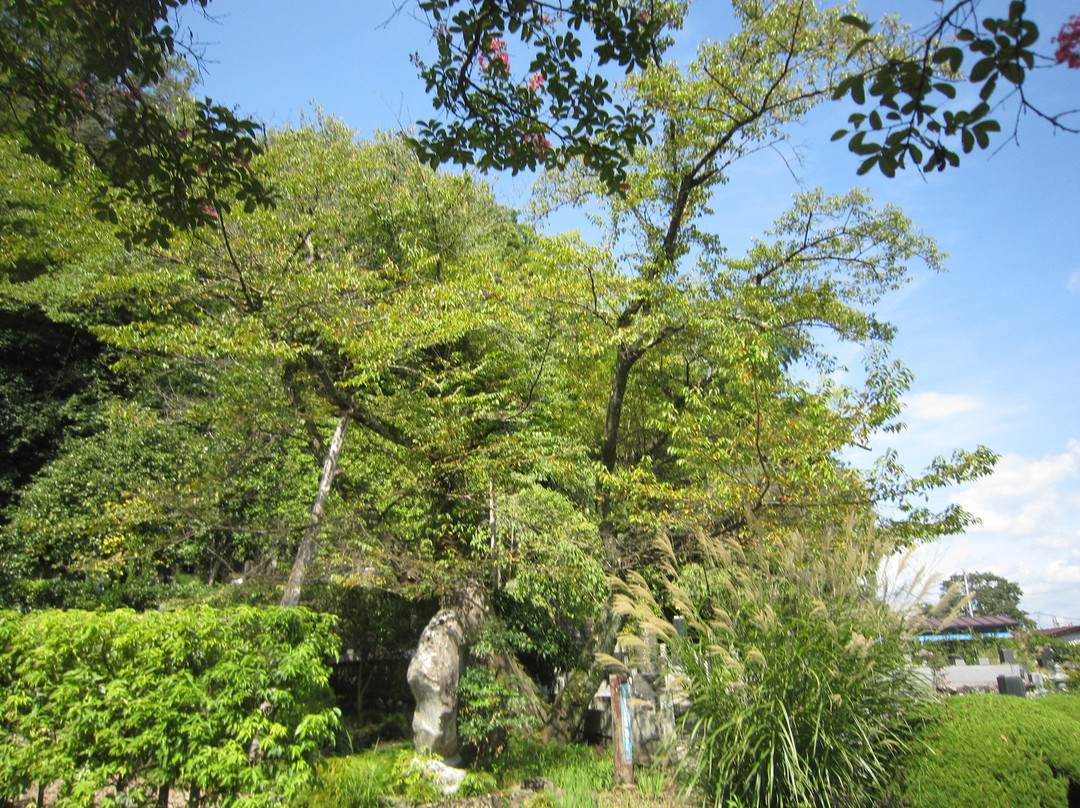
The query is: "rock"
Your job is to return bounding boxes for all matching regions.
[409,756,468,796]
[408,609,466,756]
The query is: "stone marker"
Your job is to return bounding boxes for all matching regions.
[997,675,1026,697]
[408,609,465,757]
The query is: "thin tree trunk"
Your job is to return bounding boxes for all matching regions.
[489,479,500,590]
[542,603,623,743]
[600,344,640,475]
[281,412,350,607]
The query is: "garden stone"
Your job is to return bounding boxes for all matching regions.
[408,609,466,757]
[410,756,468,796]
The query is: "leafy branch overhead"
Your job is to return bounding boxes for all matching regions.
[832,1,1078,177]
[410,0,682,192]
[0,0,273,246]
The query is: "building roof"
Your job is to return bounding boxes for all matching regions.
[917,615,1021,633]
[1036,625,1080,639]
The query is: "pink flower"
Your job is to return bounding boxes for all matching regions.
[1054,15,1080,68]
[523,132,551,157]
[527,71,545,91]
[479,36,510,74]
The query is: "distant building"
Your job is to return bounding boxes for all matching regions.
[1036,625,1080,644]
[916,615,1020,643]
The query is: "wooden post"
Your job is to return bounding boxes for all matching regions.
[610,673,635,787]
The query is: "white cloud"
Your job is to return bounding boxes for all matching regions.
[1046,560,1080,585]
[1068,271,1080,294]
[906,392,984,421]
[907,440,1080,625]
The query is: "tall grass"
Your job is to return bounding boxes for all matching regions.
[615,528,928,808]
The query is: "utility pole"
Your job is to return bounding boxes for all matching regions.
[963,570,975,617]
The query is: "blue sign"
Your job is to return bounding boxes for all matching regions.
[620,682,633,764]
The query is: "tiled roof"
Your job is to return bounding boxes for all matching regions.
[1036,625,1080,638]
[917,615,1021,632]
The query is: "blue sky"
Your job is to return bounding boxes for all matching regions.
[180,1,1079,625]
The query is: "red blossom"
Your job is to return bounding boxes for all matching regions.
[527,71,545,91]
[1053,14,1080,68]
[522,132,551,157]
[478,36,510,74]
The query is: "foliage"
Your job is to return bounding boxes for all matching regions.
[0,605,340,807]
[621,528,927,808]
[0,396,313,602]
[0,302,107,516]
[937,570,1033,626]
[0,0,271,245]
[490,485,608,624]
[411,0,684,192]
[299,752,395,808]
[415,1,1077,184]
[492,588,580,689]
[457,656,539,770]
[499,738,610,796]
[897,694,1080,808]
[298,745,503,808]
[834,1,1079,177]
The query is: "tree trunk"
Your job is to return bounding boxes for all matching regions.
[542,602,623,744]
[600,344,640,475]
[281,412,350,607]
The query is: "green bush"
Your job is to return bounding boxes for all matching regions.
[898,694,1080,807]
[0,606,341,807]
[301,746,495,808]
[457,663,537,769]
[499,739,610,796]
[300,753,395,808]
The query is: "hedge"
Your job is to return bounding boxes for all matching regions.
[898,694,1080,807]
[0,606,340,807]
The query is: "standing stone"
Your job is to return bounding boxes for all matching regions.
[408,609,466,757]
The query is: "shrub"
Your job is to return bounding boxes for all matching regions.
[457,663,537,769]
[0,606,340,807]
[300,752,394,808]
[898,694,1080,807]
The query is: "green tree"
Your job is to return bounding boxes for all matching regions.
[2,118,613,615]
[0,0,271,245]
[939,570,1034,626]
[535,0,996,740]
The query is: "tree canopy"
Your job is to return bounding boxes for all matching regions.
[938,570,1034,626]
[0,0,272,246]
[411,0,1078,184]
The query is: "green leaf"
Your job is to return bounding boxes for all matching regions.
[933,47,964,73]
[969,57,997,83]
[839,14,873,34]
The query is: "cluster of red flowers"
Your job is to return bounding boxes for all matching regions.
[1054,15,1080,68]
[479,36,510,73]
[523,131,551,157]
[527,71,545,91]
